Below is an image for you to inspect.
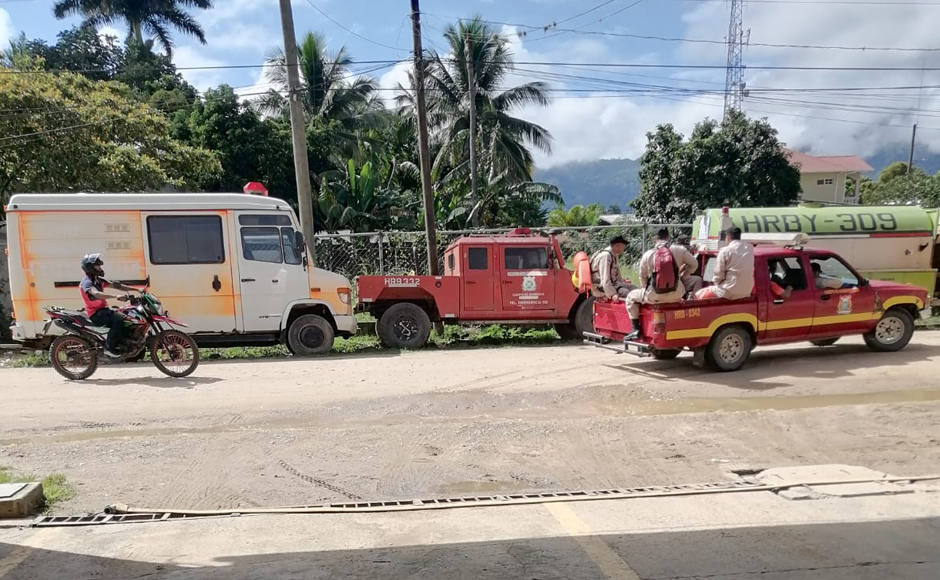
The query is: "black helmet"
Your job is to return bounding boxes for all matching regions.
[81,253,104,277]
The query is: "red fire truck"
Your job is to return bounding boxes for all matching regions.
[584,234,931,371]
[356,228,596,348]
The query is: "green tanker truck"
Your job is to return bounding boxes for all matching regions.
[691,204,940,306]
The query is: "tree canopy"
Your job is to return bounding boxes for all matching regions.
[633,110,801,224]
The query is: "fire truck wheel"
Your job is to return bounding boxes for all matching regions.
[810,337,840,347]
[377,303,432,349]
[555,297,595,341]
[650,348,681,360]
[706,325,752,372]
[286,314,335,356]
[864,308,914,353]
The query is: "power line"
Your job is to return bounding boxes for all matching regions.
[301,0,402,52]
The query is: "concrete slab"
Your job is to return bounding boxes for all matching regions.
[754,464,890,486]
[0,484,43,519]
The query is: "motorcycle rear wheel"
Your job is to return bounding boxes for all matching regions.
[150,330,199,378]
[50,335,98,381]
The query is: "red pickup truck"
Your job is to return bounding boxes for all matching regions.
[585,240,930,371]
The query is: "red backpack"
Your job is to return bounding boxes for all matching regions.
[652,245,679,294]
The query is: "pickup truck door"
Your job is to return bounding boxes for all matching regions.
[499,245,555,312]
[807,253,875,336]
[462,244,495,312]
[760,256,815,344]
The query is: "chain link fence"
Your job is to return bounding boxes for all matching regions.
[311,223,693,282]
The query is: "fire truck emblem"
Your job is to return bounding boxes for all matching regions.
[837,295,853,315]
[521,276,537,292]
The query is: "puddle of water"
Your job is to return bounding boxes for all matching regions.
[613,388,940,416]
[436,480,531,495]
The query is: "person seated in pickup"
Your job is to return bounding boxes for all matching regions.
[672,235,703,296]
[695,227,755,300]
[623,228,699,341]
[768,261,793,300]
[811,262,846,290]
[590,235,637,300]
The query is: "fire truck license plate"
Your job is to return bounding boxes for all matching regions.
[385,277,421,287]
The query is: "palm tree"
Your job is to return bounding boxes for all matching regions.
[427,17,553,185]
[53,0,213,55]
[258,31,380,139]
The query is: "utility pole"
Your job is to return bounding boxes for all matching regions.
[410,0,439,275]
[465,36,479,228]
[908,123,918,175]
[278,0,316,265]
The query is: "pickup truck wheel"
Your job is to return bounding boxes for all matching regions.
[864,309,914,353]
[377,303,432,349]
[287,314,335,356]
[706,326,752,372]
[810,337,840,347]
[650,348,681,360]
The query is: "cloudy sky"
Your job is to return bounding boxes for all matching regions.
[3,0,940,167]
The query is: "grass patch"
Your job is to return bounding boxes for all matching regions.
[6,351,49,369]
[917,315,940,329]
[0,467,76,513]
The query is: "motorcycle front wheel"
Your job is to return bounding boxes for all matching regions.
[50,335,98,381]
[150,330,199,378]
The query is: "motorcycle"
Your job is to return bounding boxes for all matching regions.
[43,288,199,380]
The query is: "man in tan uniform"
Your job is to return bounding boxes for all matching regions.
[673,235,703,296]
[695,227,755,300]
[590,235,637,300]
[623,229,698,341]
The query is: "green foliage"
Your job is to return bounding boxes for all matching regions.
[862,171,940,207]
[0,467,76,512]
[878,161,924,183]
[633,111,801,224]
[316,159,418,232]
[0,70,221,205]
[547,203,605,227]
[536,159,641,210]
[52,0,213,56]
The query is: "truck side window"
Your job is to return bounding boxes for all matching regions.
[241,227,283,263]
[810,255,858,289]
[504,247,548,270]
[147,216,224,264]
[238,214,292,226]
[468,247,488,270]
[447,253,455,272]
[280,227,302,265]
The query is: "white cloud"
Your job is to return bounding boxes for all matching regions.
[97,25,124,42]
[173,46,228,91]
[0,9,14,48]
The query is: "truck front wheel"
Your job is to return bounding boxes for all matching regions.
[864,309,914,353]
[287,314,335,356]
[705,325,752,372]
[377,303,432,349]
[556,297,595,341]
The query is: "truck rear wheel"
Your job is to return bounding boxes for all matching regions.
[555,297,595,341]
[287,314,335,356]
[377,303,432,349]
[864,308,914,353]
[705,325,752,372]
[650,348,681,360]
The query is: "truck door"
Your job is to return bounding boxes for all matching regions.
[760,256,814,344]
[142,212,236,333]
[462,244,495,312]
[499,245,554,311]
[807,253,874,336]
[236,213,308,332]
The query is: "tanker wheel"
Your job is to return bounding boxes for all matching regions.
[378,303,432,349]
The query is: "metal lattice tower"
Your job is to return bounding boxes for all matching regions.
[723,0,748,117]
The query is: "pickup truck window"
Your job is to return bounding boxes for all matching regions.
[810,255,858,289]
[768,257,808,291]
[504,247,548,270]
[468,247,488,270]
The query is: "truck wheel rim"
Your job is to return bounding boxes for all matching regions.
[394,317,418,341]
[299,326,324,348]
[875,316,904,344]
[719,334,744,364]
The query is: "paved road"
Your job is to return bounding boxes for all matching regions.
[1,334,940,513]
[1,469,938,580]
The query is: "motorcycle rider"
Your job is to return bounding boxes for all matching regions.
[79,254,139,358]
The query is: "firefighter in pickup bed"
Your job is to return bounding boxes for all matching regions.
[590,235,637,300]
[623,229,699,341]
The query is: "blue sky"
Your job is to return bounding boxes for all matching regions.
[3,0,940,166]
